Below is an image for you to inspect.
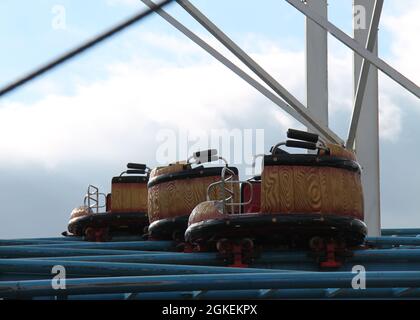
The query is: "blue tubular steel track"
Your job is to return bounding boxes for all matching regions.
[2,229,420,299]
[366,237,420,247]
[7,241,175,251]
[19,252,224,265]
[27,287,420,300]
[381,229,420,236]
[0,259,297,278]
[0,236,146,245]
[2,271,420,299]
[0,246,165,258]
[19,249,420,268]
[63,288,420,300]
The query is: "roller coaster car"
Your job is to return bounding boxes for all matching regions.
[66,163,150,241]
[147,150,239,241]
[185,129,368,252]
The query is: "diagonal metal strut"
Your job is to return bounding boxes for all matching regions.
[0,0,176,98]
[346,0,384,149]
[140,0,329,141]
[176,0,344,145]
[286,0,420,100]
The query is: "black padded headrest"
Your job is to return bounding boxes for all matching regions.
[112,176,149,184]
[264,154,361,173]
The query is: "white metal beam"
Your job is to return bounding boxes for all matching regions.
[286,0,420,99]
[353,0,381,236]
[305,0,329,133]
[347,0,384,149]
[177,0,344,145]
[140,0,318,133]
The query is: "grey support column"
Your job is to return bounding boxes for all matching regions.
[306,0,329,133]
[353,0,381,236]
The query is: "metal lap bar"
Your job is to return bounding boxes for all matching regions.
[83,185,106,214]
[271,142,287,154]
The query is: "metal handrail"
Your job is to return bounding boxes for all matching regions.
[83,185,106,214]
[207,167,253,214]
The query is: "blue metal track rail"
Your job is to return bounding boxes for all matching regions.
[1,229,420,300]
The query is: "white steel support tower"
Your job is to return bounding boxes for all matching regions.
[305,0,329,131]
[305,0,381,235]
[353,0,381,236]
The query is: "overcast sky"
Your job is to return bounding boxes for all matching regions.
[0,0,419,239]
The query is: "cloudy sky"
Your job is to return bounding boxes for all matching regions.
[0,0,419,238]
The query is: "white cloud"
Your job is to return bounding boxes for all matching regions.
[375,0,420,142]
[0,37,300,169]
[378,94,402,141]
[382,0,420,84]
[328,46,353,114]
